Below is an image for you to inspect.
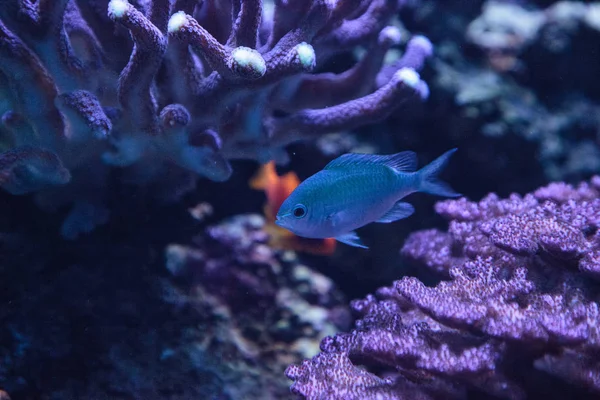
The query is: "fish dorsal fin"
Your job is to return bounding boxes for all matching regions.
[324,151,417,172]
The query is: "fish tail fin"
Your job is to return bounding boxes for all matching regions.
[417,148,460,197]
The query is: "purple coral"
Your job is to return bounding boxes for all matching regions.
[0,0,431,237]
[287,177,600,399]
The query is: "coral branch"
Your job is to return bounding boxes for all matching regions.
[108,0,166,134]
[0,146,70,194]
[0,19,65,147]
[269,68,427,144]
[168,11,266,80]
[229,0,261,48]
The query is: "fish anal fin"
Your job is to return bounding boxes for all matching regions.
[335,231,368,249]
[324,151,417,172]
[376,202,414,223]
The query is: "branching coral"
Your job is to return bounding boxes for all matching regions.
[0,0,432,237]
[287,178,600,399]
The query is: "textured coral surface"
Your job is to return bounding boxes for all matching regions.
[287,178,600,399]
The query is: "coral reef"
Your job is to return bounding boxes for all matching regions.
[297,0,600,296]
[467,1,600,58]
[372,0,600,197]
[0,208,348,399]
[0,0,431,238]
[3,1,600,399]
[286,177,600,399]
[163,213,352,399]
[460,0,600,182]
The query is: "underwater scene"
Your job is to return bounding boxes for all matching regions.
[1,0,600,399]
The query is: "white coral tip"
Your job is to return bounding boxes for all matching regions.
[108,0,128,19]
[168,11,188,33]
[396,68,420,88]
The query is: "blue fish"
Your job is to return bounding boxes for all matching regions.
[275,149,459,249]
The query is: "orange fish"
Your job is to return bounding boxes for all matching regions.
[250,161,336,255]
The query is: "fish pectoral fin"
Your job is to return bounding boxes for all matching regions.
[376,202,415,223]
[335,231,368,249]
[325,211,341,228]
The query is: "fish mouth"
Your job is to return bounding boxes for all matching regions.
[275,214,288,227]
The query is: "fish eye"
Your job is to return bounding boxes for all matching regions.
[292,204,307,218]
